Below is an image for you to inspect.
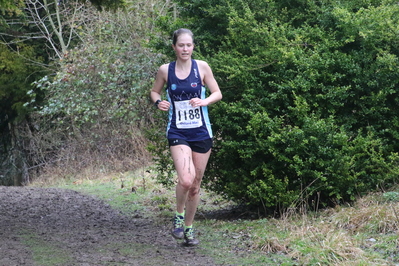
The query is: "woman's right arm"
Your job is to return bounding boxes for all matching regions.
[150,64,170,111]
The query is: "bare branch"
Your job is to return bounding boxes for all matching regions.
[1,0,89,60]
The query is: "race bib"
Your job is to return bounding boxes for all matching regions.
[174,100,202,129]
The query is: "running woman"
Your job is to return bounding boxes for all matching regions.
[150,28,222,246]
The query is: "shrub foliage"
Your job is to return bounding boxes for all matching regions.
[25,2,171,178]
[153,0,399,210]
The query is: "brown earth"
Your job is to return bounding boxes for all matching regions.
[0,186,219,266]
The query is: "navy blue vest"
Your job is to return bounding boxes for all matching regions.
[165,60,213,141]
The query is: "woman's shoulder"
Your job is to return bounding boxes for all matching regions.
[195,60,212,73]
[158,63,170,74]
[159,63,170,70]
[195,59,211,70]
[155,63,171,83]
[194,59,209,66]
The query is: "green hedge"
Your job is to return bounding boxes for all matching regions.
[152,0,399,211]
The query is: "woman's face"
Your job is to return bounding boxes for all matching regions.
[173,33,194,60]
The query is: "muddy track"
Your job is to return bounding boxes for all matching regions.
[0,186,217,266]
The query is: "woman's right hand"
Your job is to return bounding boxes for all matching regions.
[157,100,170,111]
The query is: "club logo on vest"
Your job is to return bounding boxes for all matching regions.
[171,84,177,90]
[191,83,198,88]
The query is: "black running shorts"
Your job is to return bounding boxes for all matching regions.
[168,138,213,153]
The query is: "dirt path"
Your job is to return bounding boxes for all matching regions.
[0,186,217,266]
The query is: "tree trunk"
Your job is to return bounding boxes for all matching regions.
[9,122,25,186]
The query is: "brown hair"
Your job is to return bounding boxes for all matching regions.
[172,28,194,45]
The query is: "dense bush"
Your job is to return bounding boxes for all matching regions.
[152,0,399,211]
[25,2,171,178]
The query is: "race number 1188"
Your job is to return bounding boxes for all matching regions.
[175,100,202,129]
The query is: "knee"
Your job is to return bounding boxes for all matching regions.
[178,176,194,191]
[188,186,200,197]
[188,176,202,196]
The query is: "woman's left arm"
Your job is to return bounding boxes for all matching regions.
[190,60,222,107]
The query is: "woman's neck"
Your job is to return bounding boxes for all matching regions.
[175,59,192,79]
[175,59,192,69]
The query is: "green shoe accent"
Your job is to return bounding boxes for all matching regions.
[184,225,192,230]
[171,214,184,239]
[176,211,185,217]
[184,227,199,246]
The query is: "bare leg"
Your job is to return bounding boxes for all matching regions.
[170,145,211,226]
[184,149,211,226]
[170,145,196,214]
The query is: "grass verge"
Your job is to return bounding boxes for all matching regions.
[19,229,73,266]
[33,167,399,266]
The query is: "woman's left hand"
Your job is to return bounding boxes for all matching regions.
[189,98,207,107]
